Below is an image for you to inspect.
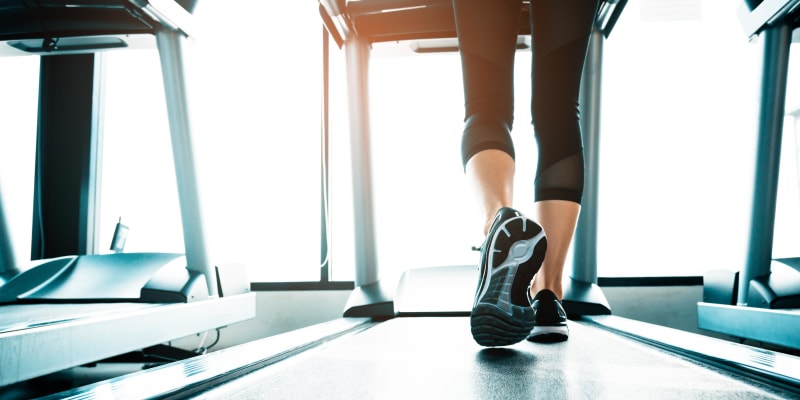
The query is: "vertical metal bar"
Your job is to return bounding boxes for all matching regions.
[738,23,792,305]
[0,189,17,283]
[573,26,603,284]
[84,53,106,255]
[321,25,331,283]
[155,28,217,297]
[344,35,379,288]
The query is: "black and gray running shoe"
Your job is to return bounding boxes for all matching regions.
[527,289,569,343]
[470,207,547,347]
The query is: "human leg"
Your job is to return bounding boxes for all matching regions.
[528,0,599,298]
[454,0,521,235]
[454,0,547,347]
[527,0,599,342]
[453,0,523,245]
[465,149,514,236]
[531,200,580,299]
[466,147,548,347]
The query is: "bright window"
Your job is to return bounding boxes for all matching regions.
[0,56,39,267]
[93,0,800,283]
[360,0,800,279]
[98,1,324,282]
[598,0,800,276]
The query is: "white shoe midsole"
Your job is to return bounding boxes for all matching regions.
[529,324,569,337]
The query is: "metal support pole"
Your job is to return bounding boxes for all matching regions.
[738,23,792,305]
[155,28,217,297]
[562,26,611,315]
[321,26,332,283]
[344,36,379,288]
[0,189,17,284]
[573,26,603,284]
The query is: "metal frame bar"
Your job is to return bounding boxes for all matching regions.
[0,190,16,283]
[344,35,379,289]
[738,23,793,305]
[738,0,800,39]
[563,25,611,315]
[155,27,217,297]
[0,292,256,387]
[321,25,332,283]
[698,302,800,350]
[592,313,800,392]
[33,316,369,399]
[573,26,603,286]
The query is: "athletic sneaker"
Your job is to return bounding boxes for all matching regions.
[527,289,569,343]
[470,207,547,347]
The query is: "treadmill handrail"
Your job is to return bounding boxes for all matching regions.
[320,0,627,47]
[738,0,800,39]
[0,0,196,43]
[129,0,196,37]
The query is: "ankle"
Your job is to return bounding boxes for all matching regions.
[482,206,504,236]
[530,277,563,300]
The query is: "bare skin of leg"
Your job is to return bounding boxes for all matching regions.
[466,149,580,301]
[530,200,580,300]
[465,149,515,235]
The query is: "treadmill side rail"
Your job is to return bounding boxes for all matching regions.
[697,302,800,350]
[0,292,257,387]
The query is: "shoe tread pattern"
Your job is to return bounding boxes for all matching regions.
[471,211,546,347]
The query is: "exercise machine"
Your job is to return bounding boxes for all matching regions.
[0,0,255,387]
[698,0,800,351]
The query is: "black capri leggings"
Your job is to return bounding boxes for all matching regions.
[454,0,599,204]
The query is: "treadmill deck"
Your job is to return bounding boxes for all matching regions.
[193,317,792,399]
[0,293,256,387]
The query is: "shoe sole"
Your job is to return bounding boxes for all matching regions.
[471,216,546,347]
[527,325,569,343]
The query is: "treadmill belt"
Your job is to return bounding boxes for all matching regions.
[191,317,790,399]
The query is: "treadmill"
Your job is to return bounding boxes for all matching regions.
[0,0,255,390]
[697,0,800,351]
[26,0,800,398]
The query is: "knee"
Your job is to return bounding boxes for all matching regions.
[461,113,515,170]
